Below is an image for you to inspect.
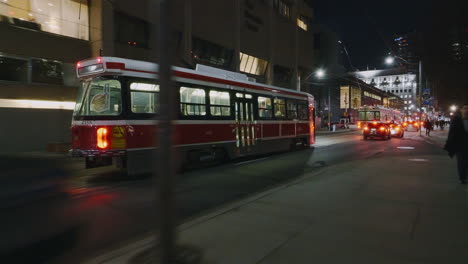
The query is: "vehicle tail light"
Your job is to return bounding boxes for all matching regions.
[420,122,424,125]
[97,127,109,149]
[373,121,377,125]
[414,123,419,127]
[379,127,385,131]
[364,127,369,131]
[403,122,407,126]
[396,127,400,131]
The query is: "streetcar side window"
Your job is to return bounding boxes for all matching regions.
[258,96,272,119]
[274,98,286,118]
[130,82,160,114]
[209,90,231,116]
[287,100,298,120]
[180,87,206,116]
[297,102,308,120]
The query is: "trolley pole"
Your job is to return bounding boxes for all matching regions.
[156,0,176,262]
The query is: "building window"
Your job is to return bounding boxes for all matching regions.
[0,56,29,82]
[209,90,230,116]
[274,0,291,19]
[115,12,149,48]
[297,15,308,31]
[273,65,292,88]
[130,83,160,114]
[258,96,272,118]
[274,98,286,118]
[363,91,382,101]
[31,58,63,85]
[180,87,206,116]
[239,52,268,75]
[192,37,233,69]
[0,0,89,40]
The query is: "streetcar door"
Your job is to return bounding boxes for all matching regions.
[234,93,256,155]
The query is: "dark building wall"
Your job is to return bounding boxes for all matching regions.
[0,23,90,63]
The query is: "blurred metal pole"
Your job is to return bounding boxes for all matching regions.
[328,86,331,130]
[156,0,176,263]
[418,60,422,136]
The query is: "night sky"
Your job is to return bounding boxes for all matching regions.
[312,0,433,71]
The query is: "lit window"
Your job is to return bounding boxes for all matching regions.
[297,15,308,31]
[180,87,206,116]
[274,98,286,118]
[130,83,160,114]
[209,90,230,116]
[239,52,268,75]
[0,0,89,40]
[258,96,272,118]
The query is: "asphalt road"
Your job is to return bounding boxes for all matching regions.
[0,130,448,263]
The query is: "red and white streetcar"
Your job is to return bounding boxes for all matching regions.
[71,57,315,175]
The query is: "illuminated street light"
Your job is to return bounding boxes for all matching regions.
[315,69,325,79]
[385,56,395,65]
[450,105,457,112]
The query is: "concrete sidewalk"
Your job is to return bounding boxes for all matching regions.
[87,142,468,264]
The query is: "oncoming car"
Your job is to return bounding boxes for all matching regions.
[389,123,404,138]
[363,122,391,140]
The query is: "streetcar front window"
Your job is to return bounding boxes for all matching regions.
[73,78,122,116]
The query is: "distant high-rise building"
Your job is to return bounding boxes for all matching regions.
[392,32,419,73]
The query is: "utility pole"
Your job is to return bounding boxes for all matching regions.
[156,0,176,262]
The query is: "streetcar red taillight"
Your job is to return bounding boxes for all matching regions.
[379,127,385,131]
[97,127,109,149]
[364,127,369,131]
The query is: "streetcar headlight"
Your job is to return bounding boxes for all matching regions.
[97,127,109,149]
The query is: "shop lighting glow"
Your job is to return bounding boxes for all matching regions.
[0,99,75,110]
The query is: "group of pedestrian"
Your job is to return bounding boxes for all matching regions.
[435,120,446,130]
[444,104,468,185]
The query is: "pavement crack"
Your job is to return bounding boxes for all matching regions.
[409,207,421,240]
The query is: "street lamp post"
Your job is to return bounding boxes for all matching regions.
[314,69,331,130]
[386,56,423,136]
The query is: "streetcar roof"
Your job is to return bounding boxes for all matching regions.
[76,57,313,99]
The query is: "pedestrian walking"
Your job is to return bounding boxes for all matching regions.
[440,120,445,131]
[424,119,433,136]
[444,104,468,184]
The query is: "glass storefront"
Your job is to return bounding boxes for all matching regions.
[0,0,89,40]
